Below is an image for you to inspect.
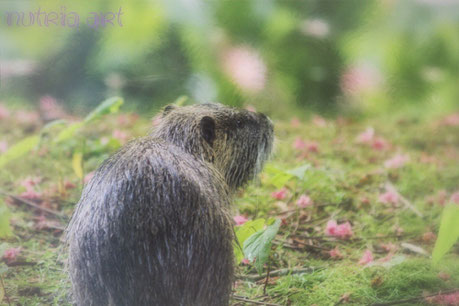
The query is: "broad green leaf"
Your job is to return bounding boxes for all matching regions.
[432,203,459,265]
[265,165,294,189]
[41,119,68,133]
[55,122,84,143]
[0,204,12,238]
[243,219,281,274]
[234,219,266,263]
[173,95,188,106]
[84,96,124,123]
[287,164,311,180]
[72,152,84,180]
[0,135,40,168]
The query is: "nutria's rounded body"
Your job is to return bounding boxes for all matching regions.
[67,103,273,306]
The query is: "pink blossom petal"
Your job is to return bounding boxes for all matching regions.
[312,115,327,127]
[222,46,267,93]
[384,154,410,169]
[325,220,353,239]
[296,194,313,208]
[378,190,399,205]
[233,215,248,226]
[39,95,66,120]
[341,64,382,96]
[442,113,459,126]
[356,127,374,144]
[293,138,307,150]
[3,247,21,261]
[450,191,459,204]
[241,258,250,265]
[16,110,40,124]
[358,249,374,265]
[112,130,129,144]
[0,140,8,153]
[325,220,338,236]
[20,189,42,200]
[20,177,42,189]
[306,141,319,153]
[329,247,343,259]
[0,104,10,119]
[372,137,388,151]
[271,187,287,200]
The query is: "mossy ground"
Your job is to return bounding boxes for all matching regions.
[0,108,458,305]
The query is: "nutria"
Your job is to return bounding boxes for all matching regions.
[66,103,274,306]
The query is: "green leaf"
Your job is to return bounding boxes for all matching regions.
[84,96,124,123]
[265,165,294,189]
[432,203,459,265]
[54,122,84,143]
[173,95,188,106]
[243,219,281,274]
[41,119,68,133]
[0,135,40,168]
[0,204,12,238]
[234,219,266,263]
[287,164,311,180]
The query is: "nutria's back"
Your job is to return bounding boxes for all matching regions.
[67,103,274,306]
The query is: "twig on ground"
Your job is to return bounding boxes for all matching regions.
[385,182,423,218]
[0,190,68,220]
[237,267,321,282]
[232,294,281,305]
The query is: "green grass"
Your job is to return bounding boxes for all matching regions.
[0,107,458,305]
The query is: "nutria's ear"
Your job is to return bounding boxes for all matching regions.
[162,105,177,116]
[200,116,215,146]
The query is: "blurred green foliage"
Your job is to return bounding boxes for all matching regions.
[1,0,458,116]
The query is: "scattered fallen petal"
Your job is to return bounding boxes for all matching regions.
[450,191,459,204]
[293,138,307,150]
[329,247,343,259]
[0,140,8,153]
[3,247,21,262]
[358,249,374,265]
[379,189,399,205]
[234,215,248,226]
[296,194,313,208]
[384,154,410,169]
[271,187,288,200]
[356,127,374,144]
[312,115,327,127]
[372,137,389,151]
[325,220,353,239]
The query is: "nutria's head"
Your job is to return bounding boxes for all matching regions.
[152,103,274,190]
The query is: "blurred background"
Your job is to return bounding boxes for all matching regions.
[1,0,459,119]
